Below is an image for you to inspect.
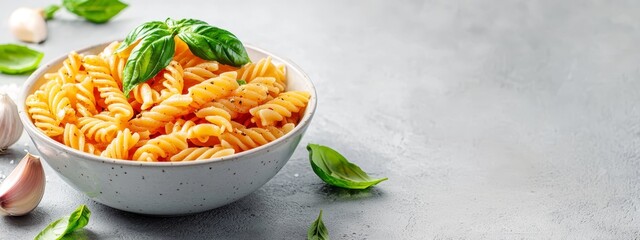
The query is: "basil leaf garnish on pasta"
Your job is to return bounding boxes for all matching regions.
[116,21,168,53]
[308,210,330,240]
[177,24,250,67]
[0,44,44,75]
[168,18,208,31]
[122,29,175,96]
[120,18,249,96]
[307,144,388,190]
[62,0,128,23]
[237,79,247,85]
[34,205,91,240]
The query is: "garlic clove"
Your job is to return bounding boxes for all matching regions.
[0,153,46,216]
[9,8,48,43]
[0,93,23,152]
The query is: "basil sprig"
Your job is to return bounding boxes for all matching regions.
[308,210,330,240]
[307,144,388,189]
[118,18,250,96]
[62,0,128,23]
[34,205,91,240]
[0,44,44,75]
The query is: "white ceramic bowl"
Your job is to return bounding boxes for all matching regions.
[18,42,317,215]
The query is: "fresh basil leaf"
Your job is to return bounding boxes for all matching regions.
[308,210,330,240]
[116,21,168,54]
[34,205,91,240]
[62,0,128,23]
[236,79,247,85]
[43,5,61,20]
[0,44,44,75]
[307,144,388,189]
[167,18,208,31]
[177,24,250,67]
[122,29,175,96]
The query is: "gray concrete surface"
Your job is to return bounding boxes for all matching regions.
[1,0,640,239]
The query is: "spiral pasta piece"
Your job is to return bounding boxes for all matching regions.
[129,94,192,134]
[250,77,281,98]
[249,91,310,127]
[77,113,121,143]
[44,80,76,123]
[83,55,134,121]
[164,119,196,135]
[195,106,232,132]
[44,52,83,85]
[213,77,273,117]
[26,91,64,137]
[236,57,286,93]
[130,83,160,110]
[100,41,128,85]
[132,132,188,161]
[183,62,219,88]
[198,101,240,119]
[169,146,235,161]
[187,71,239,109]
[156,61,184,102]
[74,75,98,117]
[219,123,295,152]
[101,129,140,160]
[63,124,101,155]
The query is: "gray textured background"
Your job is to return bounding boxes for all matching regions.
[1,0,640,239]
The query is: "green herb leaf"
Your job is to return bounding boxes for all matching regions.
[43,5,61,20]
[236,79,247,85]
[122,29,175,96]
[116,21,168,53]
[166,18,208,31]
[307,144,388,189]
[34,205,91,240]
[62,0,128,23]
[177,24,250,67]
[0,44,44,75]
[308,210,330,240]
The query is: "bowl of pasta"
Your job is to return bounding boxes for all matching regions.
[18,39,316,215]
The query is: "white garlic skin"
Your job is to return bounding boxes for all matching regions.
[9,8,48,43]
[0,153,46,216]
[0,93,23,152]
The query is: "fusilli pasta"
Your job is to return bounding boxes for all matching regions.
[249,91,310,127]
[26,41,310,162]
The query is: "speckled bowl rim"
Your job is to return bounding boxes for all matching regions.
[18,41,317,167]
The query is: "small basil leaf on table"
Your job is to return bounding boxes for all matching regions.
[307,144,388,189]
[122,29,175,96]
[177,24,250,67]
[0,44,44,75]
[43,5,61,20]
[62,0,128,23]
[308,210,330,240]
[34,205,91,240]
[116,21,168,54]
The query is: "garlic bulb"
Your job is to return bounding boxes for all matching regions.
[0,93,23,152]
[0,153,46,216]
[9,7,48,43]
